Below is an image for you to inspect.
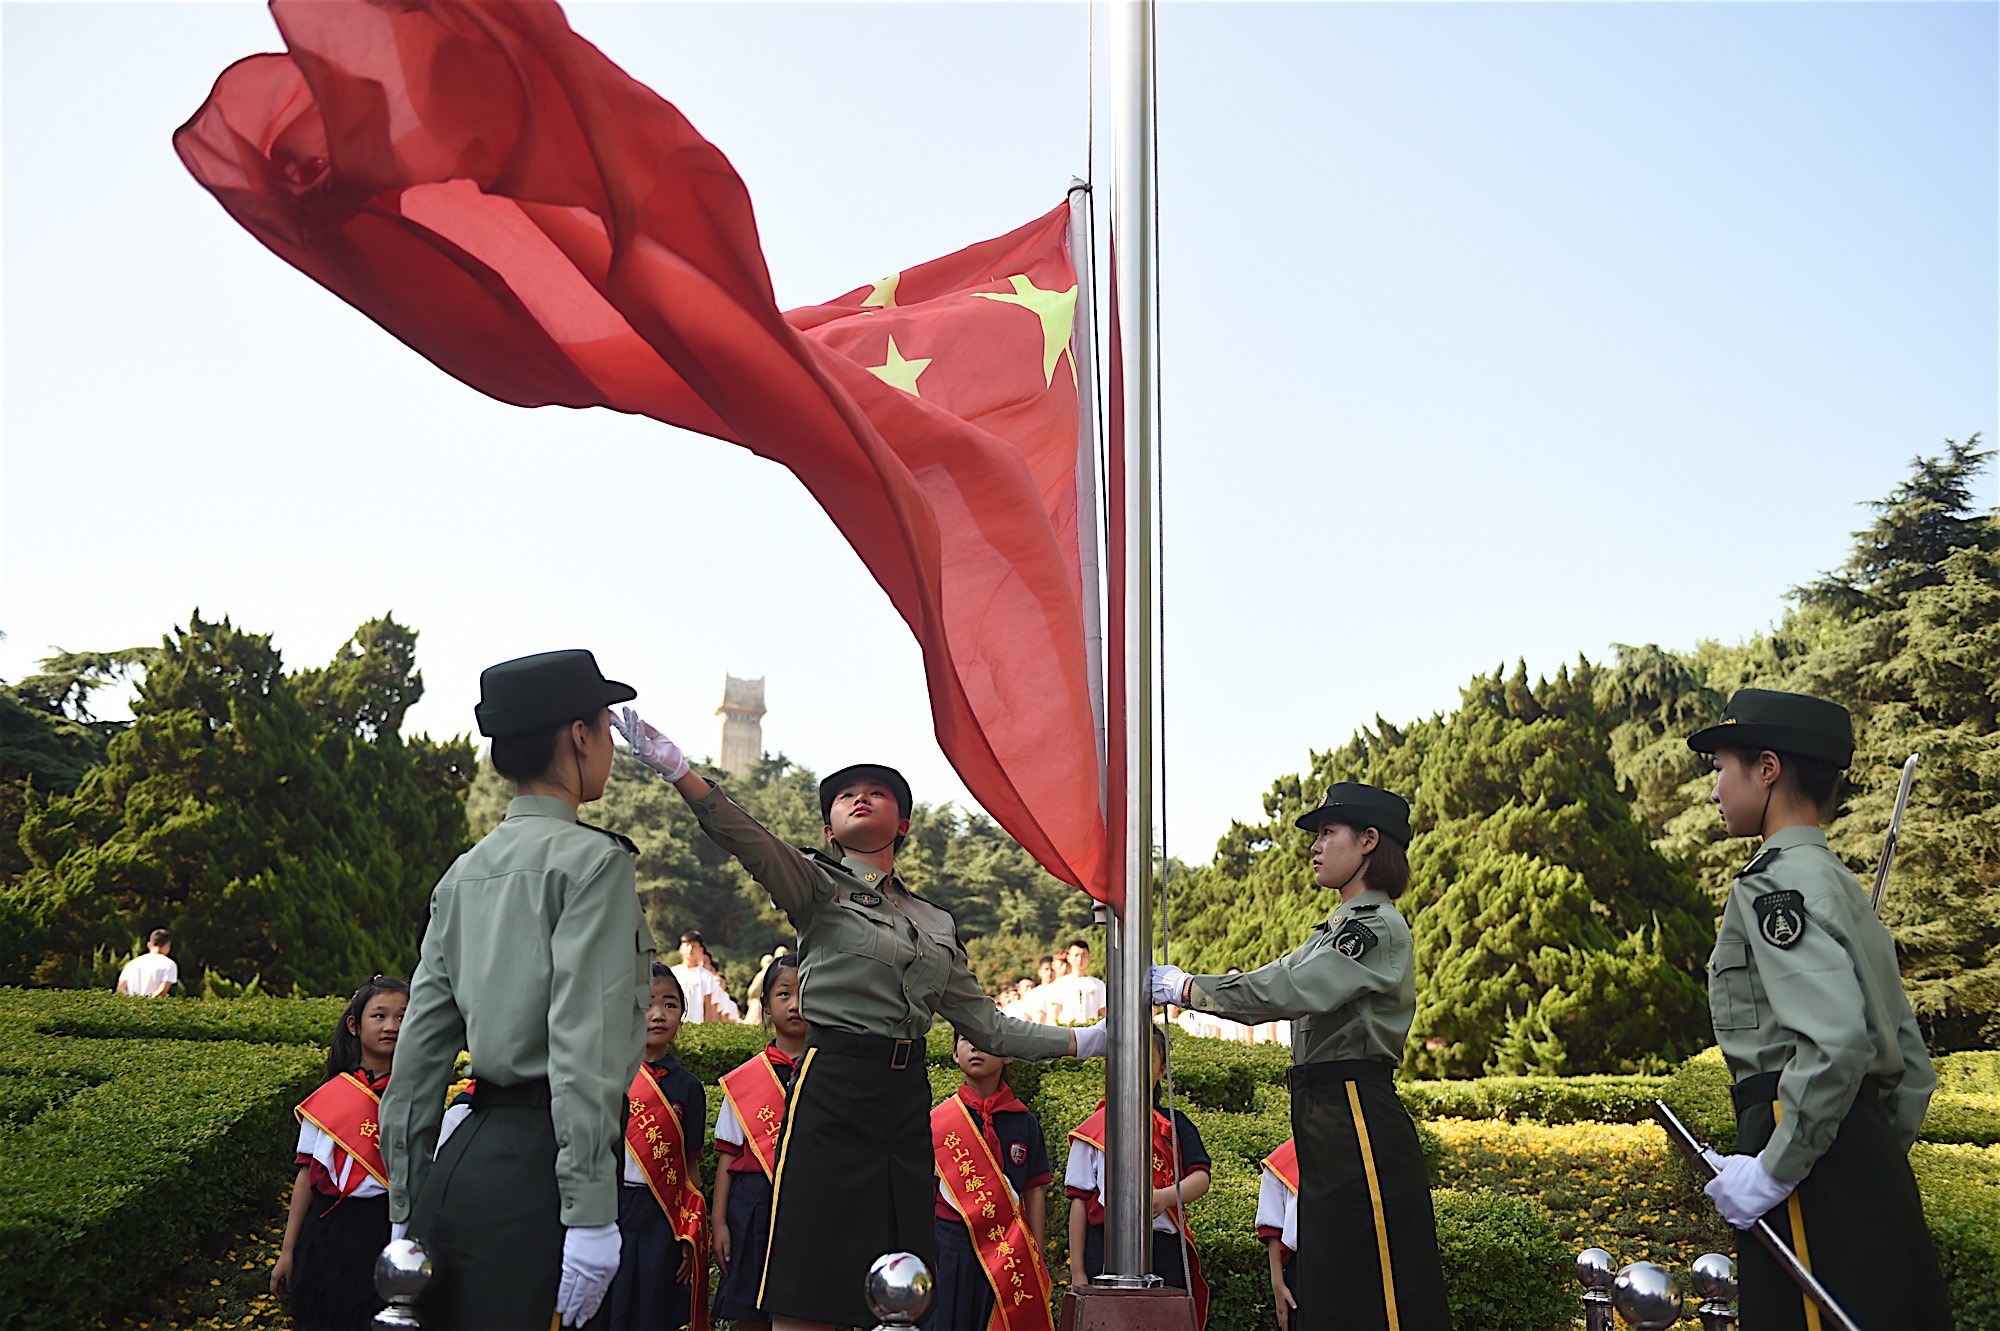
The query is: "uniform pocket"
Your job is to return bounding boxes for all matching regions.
[829,898,894,964]
[1707,942,1758,1031]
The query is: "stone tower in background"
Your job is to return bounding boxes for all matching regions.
[717,676,766,778]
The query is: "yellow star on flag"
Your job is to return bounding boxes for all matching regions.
[861,272,900,309]
[867,335,931,396]
[976,274,1078,386]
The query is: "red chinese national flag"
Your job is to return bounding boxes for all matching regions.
[174,0,1111,899]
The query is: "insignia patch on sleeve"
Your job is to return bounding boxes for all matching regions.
[1332,920,1378,959]
[1754,889,1809,949]
[849,891,883,908]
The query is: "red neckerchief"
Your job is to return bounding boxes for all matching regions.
[956,1080,1027,1163]
[765,1044,800,1073]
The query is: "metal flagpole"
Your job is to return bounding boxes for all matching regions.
[1102,0,1158,1290]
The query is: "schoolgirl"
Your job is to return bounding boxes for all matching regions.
[1257,1138,1302,1331]
[608,963,708,1331]
[273,976,409,1331]
[711,954,807,1331]
[1064,1024,1212,1328]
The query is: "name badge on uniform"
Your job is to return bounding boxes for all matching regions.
[1332,920,1378,959]
[849,891,883,908]
[1754,889,1809,949]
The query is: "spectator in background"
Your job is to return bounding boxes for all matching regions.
[1036,957,1058,989]
[116,929,179,997]
[672,930,740,1023]
[1060,939,1107,1022]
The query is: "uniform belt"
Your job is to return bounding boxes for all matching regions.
[1287,1059,1394,1091]
[1731,1070,1892,1115]
[806,1024,926,1071]
[470,1077,552,1109]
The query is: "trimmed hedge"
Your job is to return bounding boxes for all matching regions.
[14,987,348,1046]
[1913,1143,2000,1331]
[1401,1074,1668,1125]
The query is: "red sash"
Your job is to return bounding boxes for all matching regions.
[295,1072,388,1195]
[626,1065,710,1331]
[1262,1138,1300,1194]
[718,1050,790,1181]
[1069,1103,1209,1329]
[932,1096,1055,1331]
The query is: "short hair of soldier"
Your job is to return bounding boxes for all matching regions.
[490,712,606,782]
[650,961,686,1006]
[1717,744,1844,812]
[1361,830,1411,900]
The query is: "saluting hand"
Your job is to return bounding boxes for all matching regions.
[612,707,691,782]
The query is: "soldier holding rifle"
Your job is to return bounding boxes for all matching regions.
[1688,689,1952,1330]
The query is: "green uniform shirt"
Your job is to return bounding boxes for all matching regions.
[379,797,655,1228]
[690,782,1072,1060]
[1183,889,1415,1067]
[1708,824,1935,1182]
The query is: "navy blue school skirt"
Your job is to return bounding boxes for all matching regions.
[606,1183,693,1331]
[920,1218,996,1330]
[289,1190,389,1331]
[712,1169,774,1321]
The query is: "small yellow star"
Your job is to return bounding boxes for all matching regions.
[976,274,1078,386]
[862,273,900,309]
[866,335,932,396]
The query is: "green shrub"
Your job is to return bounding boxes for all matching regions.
[1658,1046,1736,1150]
[1913,1143,2000,1331]
[0,1075,80,1127]
[1936,1050,2000,1096]
[6,987,346,1046]
[1435,1189,1576,1331]
[1920,1091,2000,1146]
[1400,1074,1669,1125]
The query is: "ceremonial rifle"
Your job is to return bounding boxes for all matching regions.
[1651,1101,1863,1331]
[1870,753,1920,915]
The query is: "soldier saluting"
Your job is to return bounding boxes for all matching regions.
[380,651,656,1330]
[1149,783,1452,1331]
[1688,689,1952,1330]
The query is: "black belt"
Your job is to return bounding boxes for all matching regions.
[1288,1059,1395,1091]
[470,1077,551,1109]
[1732,1070,1891,1115]
[807,1024,926,1071]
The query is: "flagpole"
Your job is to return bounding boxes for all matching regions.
[1103,0,1158,1289]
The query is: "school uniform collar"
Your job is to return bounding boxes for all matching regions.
[647,1051,683,1075]
[345,1062,390,1088]
[506,796,579,823]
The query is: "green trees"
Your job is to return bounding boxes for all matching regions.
[2,614,474,995]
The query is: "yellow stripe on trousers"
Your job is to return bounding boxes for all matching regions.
[1346,1081,1402,1331]
[757,1047,817,1308]
[1771,1100,1822,1331]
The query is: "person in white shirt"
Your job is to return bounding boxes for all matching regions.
[671,930,740,1023]
[116,929,179,997]
[1057,939,1107,1022]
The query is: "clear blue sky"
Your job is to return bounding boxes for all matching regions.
[4,2,1994,861]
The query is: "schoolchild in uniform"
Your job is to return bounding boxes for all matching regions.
[273,975,409,1331]
[711,953,807,1331]
[614,709,1108,1331]
[608,963,707,1331]
[1151,783,1452,1331]
[1688,689,1952,1330]
[1064,1024,1212,1328]
[1256,1138,1302,1331]
[380,650,655,1331]
[923,1035,1055,1331]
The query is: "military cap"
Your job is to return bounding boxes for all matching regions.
[474,649,635,738]
[1686,688,1854,769]
[1294,782,1413,848]
[819,763,913,821]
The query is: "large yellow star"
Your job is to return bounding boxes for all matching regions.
[866,335,931,396]
[861,273,900,309]
[976,274,1078,386]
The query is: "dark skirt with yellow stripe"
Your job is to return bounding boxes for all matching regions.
[1290,1061,1452,1331]
[758,1028,936,1325]
[1732,1072,1952,1331]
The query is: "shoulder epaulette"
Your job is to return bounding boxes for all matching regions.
[1350,901,1382,912]
[576,820,639,858]
[1736,845,1786,880]
[800,846,856,877]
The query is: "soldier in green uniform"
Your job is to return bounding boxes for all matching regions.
[1688,689,1952,1330]
[379,651,656,1331]
[1150,783,1451,1331]
[612,708,1107,1331]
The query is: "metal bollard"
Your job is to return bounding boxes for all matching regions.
[1690,1253,1738,1331]
[1612,1261,1682,1330]
[1578,1248,1616,1331]
[865,1251,935,1330]
[371,1238,431,1329]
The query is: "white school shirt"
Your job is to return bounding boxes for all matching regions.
[295,1119,388,1198]
[1058,975,1108,1022]
[672,965,740,1023]
[1256,1163,1300,1253]
[1063,1138,1179,1234]
[118,953,178,996]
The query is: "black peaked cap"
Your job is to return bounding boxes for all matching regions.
[475,650,635,738]
[1294,782,1413,848]
[819,763,913,821]
[1686,688,1854,769]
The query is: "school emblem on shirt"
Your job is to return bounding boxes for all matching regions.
[1755,889,1809,949]
[1010,1141,1029,1166]
[850,891,883,908]
[1333,920,1378,959]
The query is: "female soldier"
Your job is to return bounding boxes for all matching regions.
[380,650,656,1331]
[613,709,1108,1331]
[1150,783,1451,1331]
[1688,688,1950,1330]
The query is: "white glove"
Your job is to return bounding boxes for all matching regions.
[1703,1152,1797,1229]
[1149,964,1191,1007]
[389,1221,408,1242]
[555,1222,622,1327]
[611,706,690,782]
[1072,1020,1109,1059]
